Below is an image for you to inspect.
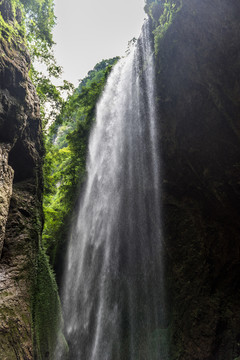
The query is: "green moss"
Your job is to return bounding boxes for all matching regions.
[0,1,25,44]
[32,247,69,359]
[145,0,182,55]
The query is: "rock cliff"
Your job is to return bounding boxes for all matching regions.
[0,0,43,357]
[147,0,240,358]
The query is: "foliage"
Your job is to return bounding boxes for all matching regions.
[144,0,183,54]
[0,0,73,127]
[0,1,25,43]
[21,0,73,126]
[0,0,55,46]
[43,58,119,277]
[0,0,70,356]
[32,247,68,360]
[78,57,119,91]
[19,0,55,46]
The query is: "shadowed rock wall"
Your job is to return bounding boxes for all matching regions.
[148,0,240,358]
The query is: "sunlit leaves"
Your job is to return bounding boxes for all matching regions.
[19,0,55,45]
[42,58,119,264]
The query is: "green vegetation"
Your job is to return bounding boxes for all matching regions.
[43,57,119,276]
[0,1,25,43]
[30,56,119,359]
[19,0,55,46]
[0,0,69,126]
[145,0,182,54]
[0,1,70,357]
[0,0,54,46]
[32,248,68,360]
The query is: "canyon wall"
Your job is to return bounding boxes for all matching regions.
[0,1,43,357]
[147,0,240,358]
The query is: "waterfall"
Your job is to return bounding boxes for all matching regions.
[57,19,167,360]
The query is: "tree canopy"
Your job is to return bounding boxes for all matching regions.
[43,57,119,279]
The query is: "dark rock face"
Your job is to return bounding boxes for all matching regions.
[0,1,43,358]
[151,0,240,359]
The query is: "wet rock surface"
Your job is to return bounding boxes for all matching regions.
[0,183,41,359]
[0,145,14,257]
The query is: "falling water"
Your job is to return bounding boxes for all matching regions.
[57,19,167,360]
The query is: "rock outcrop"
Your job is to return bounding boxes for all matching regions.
[0,1,43,358]
[148,0,240,358]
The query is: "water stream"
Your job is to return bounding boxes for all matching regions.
[57,19,167,360]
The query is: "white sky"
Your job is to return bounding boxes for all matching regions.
[53,0,146,86]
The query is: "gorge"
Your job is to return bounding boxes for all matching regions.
[0,0,240,359]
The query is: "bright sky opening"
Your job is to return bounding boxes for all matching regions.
[53,0,146,86]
